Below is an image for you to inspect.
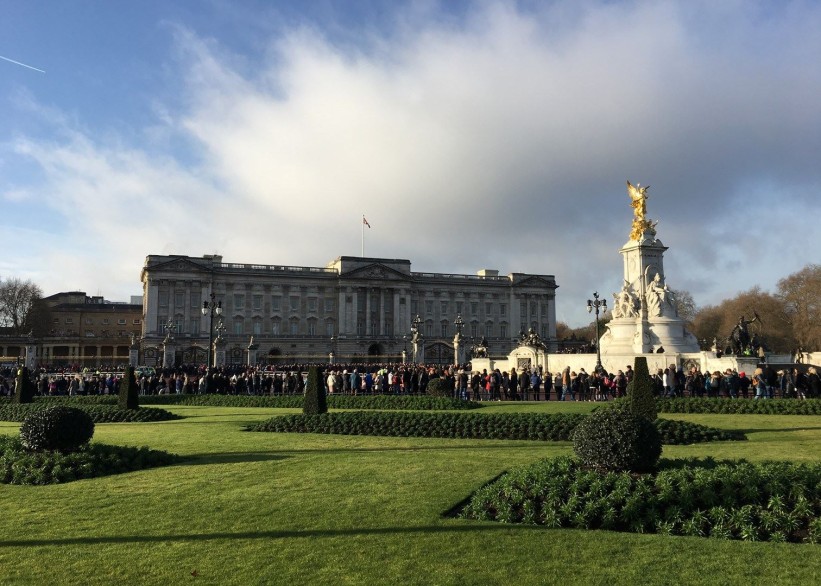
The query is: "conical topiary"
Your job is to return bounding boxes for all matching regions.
[627,356,657,421]
[303,366,327,415]
[13,366,36,404]
[118,366,139,410]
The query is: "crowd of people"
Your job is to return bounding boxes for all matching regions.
[1,361,819,401]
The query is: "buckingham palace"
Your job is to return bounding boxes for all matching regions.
[140,254,558,365]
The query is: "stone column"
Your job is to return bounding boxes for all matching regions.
[25,341,38,370]
[247,337,259,366]
[214,336,227,368]
[129,334,141,367]
[162,338,175,368]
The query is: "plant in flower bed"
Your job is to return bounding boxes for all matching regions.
[459,456,821,543]
[654,418,746,444]
[0,435,180,485]
[247,411,745,444]
[572,407,662,473]
[248,411,587,440]
[0,403,181,423]
[653,397,821,415]
[20,406,95,452]
[136,394,481,411]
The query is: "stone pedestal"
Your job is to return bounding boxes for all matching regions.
[600,229,699,356]
[25,343,37,370]
[162,340,175,368]
[214,338,226,368]
[247,338,259,366]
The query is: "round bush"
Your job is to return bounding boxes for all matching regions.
[425,377,451,397]
[20,406,95,453]
[572,408,662,473]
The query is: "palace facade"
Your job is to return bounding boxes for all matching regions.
[140,254,558,365]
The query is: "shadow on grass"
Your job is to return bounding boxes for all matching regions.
[0,523,546,548]
[183,452,289,465]
[738,426,821,434]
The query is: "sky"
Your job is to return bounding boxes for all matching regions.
[1,0,819,327]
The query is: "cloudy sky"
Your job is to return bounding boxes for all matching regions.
[1,0,819,326]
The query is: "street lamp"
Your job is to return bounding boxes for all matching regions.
[411,314,422,363]
[201,293,223,373]
[586,292,607,373]
[453,314,464,366]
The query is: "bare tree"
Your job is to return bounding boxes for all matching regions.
[0,278,43,334]
[777,263,821,351]
[671,289,697,325]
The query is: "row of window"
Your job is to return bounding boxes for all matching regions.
[158,316,549,340]
[55,318,140,326]
[158,292,336,313]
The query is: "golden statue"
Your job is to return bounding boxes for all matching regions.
[627,180,656,240]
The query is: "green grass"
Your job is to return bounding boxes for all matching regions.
[0,403,819,585]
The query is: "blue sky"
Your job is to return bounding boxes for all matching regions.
[1,0,819,327]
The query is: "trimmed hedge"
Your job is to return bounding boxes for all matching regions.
[627,356,657,421]
[0,435,180,485]
[248,411,745,444]
[654,398,821,415]
[572,408,661,472]
[118,366,139,410]
[655,419,746,444]
[13,367,36,404]
[249,411,586,440]
[2,394,481,411]
[303,367,327,415]
[460,456,821,543]
[0,404,181,423]
[20,406,95,453]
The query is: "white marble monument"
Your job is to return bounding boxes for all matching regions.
[599,182,699,356]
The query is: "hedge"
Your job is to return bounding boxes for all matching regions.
[0,404,181,423]
[460,456,821,543]
[0,435,180,485]
[654,398,821,415]
[248,411,745,444]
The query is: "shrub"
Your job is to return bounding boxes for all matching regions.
[13,367,36,404]
[572,408,662,473]
[425,376,451,398]
[19,406,95,453]
[460,456,821,543]
[654,398,821,415]
[627,356,657,421]
[118,366,139,410]
[303,366,327,415]
[0,404,181,423]
[0,435,180,485]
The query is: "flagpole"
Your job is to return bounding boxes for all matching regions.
[362,214,365,257]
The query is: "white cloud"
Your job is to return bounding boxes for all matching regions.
[4,1,821,325]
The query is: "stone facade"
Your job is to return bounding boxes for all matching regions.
[140,254,558,366]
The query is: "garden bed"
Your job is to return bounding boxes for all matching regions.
[459,456,821,543]
[247,411,745,444]
[0,435,181,485]
[0,404,181,423]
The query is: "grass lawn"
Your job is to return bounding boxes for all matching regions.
[0,403,819,585]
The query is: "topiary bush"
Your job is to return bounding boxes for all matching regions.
[118,366,139,410]
[425,376,451,398]
[303,366,327,415]
[19,406,95,453]
[572,407,662,473]
[13,367,36,404]
[627,356,657,421]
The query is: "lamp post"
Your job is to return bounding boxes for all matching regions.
[411,314,422,363]
[586,292,607,373]
[201,293,222,373]
[453,314,464,366]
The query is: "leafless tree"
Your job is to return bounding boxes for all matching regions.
[0,277,44,334]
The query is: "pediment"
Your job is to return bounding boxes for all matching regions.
[512,274,557,289]
[342,263,412,282]
[147,257,213,274]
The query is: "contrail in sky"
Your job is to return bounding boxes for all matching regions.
[0,55,46,73]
